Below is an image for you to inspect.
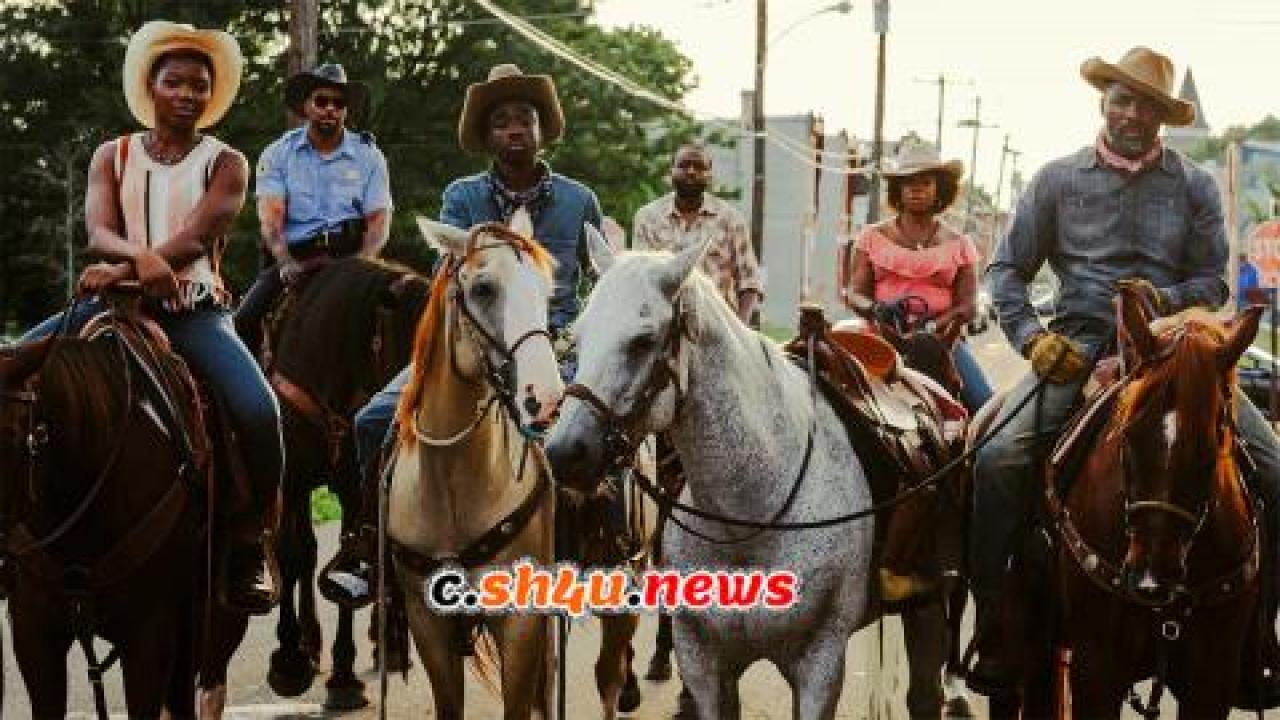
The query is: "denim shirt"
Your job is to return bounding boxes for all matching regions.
[988,145,1228,352]
[441,171,603,330]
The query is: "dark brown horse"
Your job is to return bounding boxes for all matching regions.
[1011,290,1264,719]
[0,308,249,718]
[260,257,429,708]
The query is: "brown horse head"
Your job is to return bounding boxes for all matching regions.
[1107,285,1263,602]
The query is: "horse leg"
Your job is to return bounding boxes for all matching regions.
[297,516,322,665]
[267,499,317,698]
[120,602,185,719]
[401,572,466,719]
[939,579,974,717]
[596,613,641,718]
[672,617,742,720]
[11,605,73,720]
[324,605,367,710]
[495,614,551,720]
[1065,658,1124,720]
[902,599,948,719]
[782,633,849,720]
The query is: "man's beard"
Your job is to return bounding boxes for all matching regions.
[673,180,706,200]
[313,121,340,138]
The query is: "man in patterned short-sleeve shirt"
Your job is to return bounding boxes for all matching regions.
[632,143,762,323]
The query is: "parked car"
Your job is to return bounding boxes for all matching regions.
[1240,345,1279,421]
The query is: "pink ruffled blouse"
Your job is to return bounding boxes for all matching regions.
[853,222,979,317]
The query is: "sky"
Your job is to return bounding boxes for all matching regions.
[594,0,1280,205]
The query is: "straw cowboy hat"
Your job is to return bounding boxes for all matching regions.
[1080,46,1195,127]
[881,142,964,180]
[285,63,367,115]
[122,20,243,130]
[457,64,565,153]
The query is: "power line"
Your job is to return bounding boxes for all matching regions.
[469,0,872,177]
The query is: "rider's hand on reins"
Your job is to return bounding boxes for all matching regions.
[77,262,134,297]
[132,249,179,300]
[1025,331,1089,384]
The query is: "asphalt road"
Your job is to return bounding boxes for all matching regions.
[3,327,1275,718]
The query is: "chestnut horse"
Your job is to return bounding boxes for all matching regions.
[0,305,249,718]
[1015,289,1264,719]
[261,257,429,708]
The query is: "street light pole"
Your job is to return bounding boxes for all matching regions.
[957,95,997,233]
[750,0,767,269]
[866,0,888,224]
[288,0,318,128]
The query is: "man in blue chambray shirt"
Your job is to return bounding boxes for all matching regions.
[969,47,1280,705]
[234,63,391,352]
[318,63,604,608]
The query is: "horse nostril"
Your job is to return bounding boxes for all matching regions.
[523,393,540,418]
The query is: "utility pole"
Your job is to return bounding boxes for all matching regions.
[866,0,888,224]
[957,96,997,234]
[287,0,319,127]
[990,134,1014,259]
[914,74,946,152]
[750,0,767,268]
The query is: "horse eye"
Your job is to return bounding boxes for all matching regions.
[627,335,656,356]
[470,282,497,304]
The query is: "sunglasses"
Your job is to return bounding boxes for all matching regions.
[311,94,347,110]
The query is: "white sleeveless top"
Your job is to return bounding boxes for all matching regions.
[115,132,230,311]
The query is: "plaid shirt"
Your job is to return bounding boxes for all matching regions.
[988,145,1228,352]
[632,193,763,306]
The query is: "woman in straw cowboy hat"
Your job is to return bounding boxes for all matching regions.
[21,20,281,615]
[844,141,993,414]
[970,46,1280,707]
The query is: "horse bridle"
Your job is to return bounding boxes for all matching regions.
[562,296,690,472]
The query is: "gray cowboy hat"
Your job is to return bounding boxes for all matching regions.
[285,63,367,114]
[881,143,964,180]
[1080,46,1195,127]
[457,63,565,153]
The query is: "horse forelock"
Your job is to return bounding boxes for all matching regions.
[465,223,556,286]
[1114,316,1234,470]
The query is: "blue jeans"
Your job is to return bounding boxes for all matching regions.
[952,340,993,414]
[970,346,1280,596]
[23,299,284,520]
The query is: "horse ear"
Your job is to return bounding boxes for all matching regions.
[415,216,469,256]
[657,235,712,298]
[584,222,615,275]
[509,206,534,239]
[1118,284,1158,360]
[1218,304,1264,373]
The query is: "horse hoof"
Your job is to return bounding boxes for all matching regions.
[618,671,642,713]
[267,648,317,698]
[943,696,975,718]
[644,654,672,682]
[324,675,369,711]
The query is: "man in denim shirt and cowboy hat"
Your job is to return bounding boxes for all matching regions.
[969,46,1280,706]
[234,63,391,353]
[318,63,604,608]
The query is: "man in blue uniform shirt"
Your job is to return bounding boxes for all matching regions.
[318,63,604,608]
[234,63,391,351]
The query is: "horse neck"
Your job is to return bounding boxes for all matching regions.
[667,306,814,515]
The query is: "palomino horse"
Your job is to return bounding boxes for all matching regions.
[0,297,250,718]
[261,257,429,708]
[387,213,563,719]
[1007,288,1264,719]
[547,232,952,719]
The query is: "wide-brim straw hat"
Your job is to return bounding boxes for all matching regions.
[122,20,243,130]
[285,63,367,115]
[457,64,564,153]
[881,142,964,180]
[1080,46,1195,127]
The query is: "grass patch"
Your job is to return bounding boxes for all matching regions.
[311,486,343,524]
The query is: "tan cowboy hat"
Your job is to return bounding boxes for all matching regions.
[457,64,565,153]
[1080,46,1195,127]
[881,142,964,180]
[122,20,243,130]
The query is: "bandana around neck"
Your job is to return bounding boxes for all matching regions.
[487,161,554,223]
[1096,132,1163,176]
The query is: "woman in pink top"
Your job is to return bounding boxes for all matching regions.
[844,144,992,414]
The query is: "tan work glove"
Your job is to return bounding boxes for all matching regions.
[1024,332,1088,384]
[1115,277,1169,315]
